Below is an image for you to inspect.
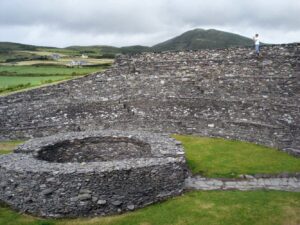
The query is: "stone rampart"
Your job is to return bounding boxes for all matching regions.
[0,44,299,155]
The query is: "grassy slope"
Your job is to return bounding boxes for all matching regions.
[0,42,37,52]
[0,42,113,94]
[0,76,69,89]
[9,58,113,66]
[0,64,109,93]
[0,28,255,60]
[173,135,300,178]
[0,42,118,63]
[152,29,254,51]
[0,65,106,76]
[0,191,299,225]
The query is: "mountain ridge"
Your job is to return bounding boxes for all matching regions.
[152,28,254,51]
[0,28,259,58]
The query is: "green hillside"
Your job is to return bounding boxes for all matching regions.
[65,45,121,58]
[0,29,256,61]
[66,45,152,56]
[0,42,38,52]
[152,29,254,51]
[120,45,152,54]
[0,29,255,59]
[0,42,113,94]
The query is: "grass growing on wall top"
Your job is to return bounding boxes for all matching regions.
[0,140,24,155]
[173,135,300,178]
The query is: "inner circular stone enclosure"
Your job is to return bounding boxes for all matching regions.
[37,136,152,163]
[0,130,187,218]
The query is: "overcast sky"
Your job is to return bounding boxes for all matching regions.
[0,0,299,47]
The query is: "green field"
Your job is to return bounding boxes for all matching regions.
[0,64,110,94]
[0,76,69,88]
[2,58,113,66]
[0,42,118,64]
[173,135,300,178]
[0,65,109,76]
[0,44,113,94]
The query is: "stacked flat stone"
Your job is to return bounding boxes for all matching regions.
[0,130,187,217]
[185,176,300,192]
[0,44,299,155]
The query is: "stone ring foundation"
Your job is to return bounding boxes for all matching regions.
[0,130,187,218]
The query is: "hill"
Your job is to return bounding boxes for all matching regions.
[0,42,38,53]
[0,29,256,61]
[65,45,121,58]
[120,45,152,54]
[152,29,254,51]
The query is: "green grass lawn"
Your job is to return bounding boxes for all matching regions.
[173,135,300,178]
[0,191,299,225]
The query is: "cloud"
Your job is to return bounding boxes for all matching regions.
[0,0,299,47]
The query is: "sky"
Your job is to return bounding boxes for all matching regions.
[0,0,299,47]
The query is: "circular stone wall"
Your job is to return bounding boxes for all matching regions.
[37,137,152,163]
[0,130,187,218]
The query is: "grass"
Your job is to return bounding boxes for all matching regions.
[18,50,68,57]
[0,76,69,89]
[0,83,32,93]
[0,202,55,225]
[0,45,113,93]
[173,135,300,178]
[0,140,23,155]
[0,191,299,225]
[0,65,107,76]
[8,58,113,66]
[0,64,111,94]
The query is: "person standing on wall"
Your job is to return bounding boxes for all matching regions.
[253,34,260,56]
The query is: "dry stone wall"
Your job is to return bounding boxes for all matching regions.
[0,44,299,155]
[0,130,187,217]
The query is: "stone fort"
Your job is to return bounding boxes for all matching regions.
[0,44,299,217]
[0,44,299,155]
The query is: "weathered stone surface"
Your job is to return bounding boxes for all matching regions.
[97,200,107,205]
[111,201,122,206]
[127,204,135,210]
[185,176,300,192]
[0,44,299,156]
[78,193,92,201]
[0,130,187,218]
